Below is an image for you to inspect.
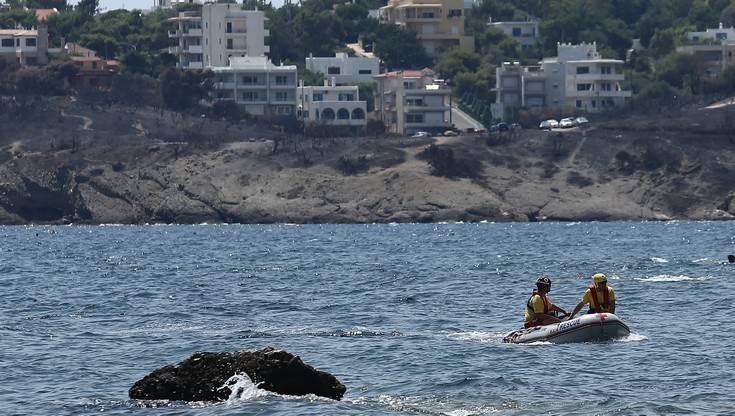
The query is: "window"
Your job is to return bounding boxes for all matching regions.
[327,66,341,75]
[717,32,728,40]
[338,93,354,101]
[512,27,522,37]
[575,100,582,108]
[275,75,289,85]
[313,93,323,101]
[591,100,596,108]
[403,81,416,89]
[226,39,233,49]
[576,66,590,74]
[321,108,335,119]
[92,61,97,69]
[406,113,424,123]
[226,22,232,33]
[352,108,365,119]
[358,69,372,75]
[576,83,592,91]
[275,91,289,101]
[276,106,292,115]
[600,66,611,74]
[1,39,13,47]
[406,98,424,106]
[242,75,258,84]
[448,9,462,17]
[337,108,349,119]
[601,83,612,91]
[243,91,259,101]
[552,83,559,89]
[421,11,435,18]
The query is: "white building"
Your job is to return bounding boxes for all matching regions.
[492,42,631,120]
[297,80,367,127]
[305,52,380,85]
[168,3,269,69]
[155,0,201,9]
[488,19,539,50]
[212,57,297,117]
[686,23,735,43]
[0,27,48,65]
[374,69,452,135]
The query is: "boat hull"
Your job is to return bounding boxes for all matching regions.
[503,313,631,344]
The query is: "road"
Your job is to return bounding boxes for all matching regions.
[450,104,485,131]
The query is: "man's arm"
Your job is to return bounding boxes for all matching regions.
[567,301,585,320]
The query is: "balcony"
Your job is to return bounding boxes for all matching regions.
[168,46,181,54]
[214,82,236,89]
[270,82,295,88]
[184,45,202,54]
[404,103,449,112]
[572,73,625,81]
[568,89,632,98]
[168,30,179,37]
[183,28,202,37]
[183,62,203,69]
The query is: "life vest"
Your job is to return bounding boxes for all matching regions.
[587,284,611,312]
[526,289,550,316]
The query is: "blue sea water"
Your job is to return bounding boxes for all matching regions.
[1,222,734,415]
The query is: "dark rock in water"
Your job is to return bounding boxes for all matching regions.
[128,347,346,401]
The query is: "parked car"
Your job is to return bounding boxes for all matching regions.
[510,123,522,130]
[574,116,589,127]
[559,117,576,128]
[411,131,429,138]
[539,119,558,130]
[443,130,458,137]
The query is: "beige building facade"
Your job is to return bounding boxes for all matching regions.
[378,0,473,57]
[374,69,452,134]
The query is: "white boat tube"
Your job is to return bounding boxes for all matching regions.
[503,313,631,344]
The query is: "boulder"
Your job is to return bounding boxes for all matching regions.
[129,347,346,401]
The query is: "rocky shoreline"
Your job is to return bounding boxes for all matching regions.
[1,98,734,225]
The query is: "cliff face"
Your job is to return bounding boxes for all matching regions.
[1,97,734,224]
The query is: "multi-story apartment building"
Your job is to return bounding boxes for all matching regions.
[374,69,452,134]
[488,18,539,51]
[297,80,367,127]
[0,26,48,65]
[305,52,380,85]
[212,57,297,117]
[378,0,474,57]
[492,42,631,120]
[155,0,201,9]
[686,23,735,43]
[168,3,269,69]
[677,24,735,79]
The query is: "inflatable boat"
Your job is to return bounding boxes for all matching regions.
[503,313,630,344]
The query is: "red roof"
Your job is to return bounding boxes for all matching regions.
[34,8,58,21]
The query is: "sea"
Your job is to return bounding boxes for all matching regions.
[1,221,734,415]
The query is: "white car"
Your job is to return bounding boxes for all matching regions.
[575,116,589,126]
[559,117,576,128]
[411,131,430,138]
[539,119,558,130]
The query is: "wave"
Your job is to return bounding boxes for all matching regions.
[617,332,648,342]
[221,373,269,404]
[635,274,710,282]
[446,331,503,344]
[649,257,669,263]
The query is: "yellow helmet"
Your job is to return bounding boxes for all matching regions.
[592,273,607,284]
